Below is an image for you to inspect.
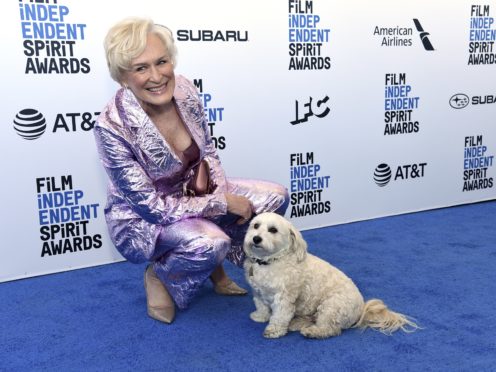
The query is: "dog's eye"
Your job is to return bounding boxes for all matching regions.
[254,223,260,229]
[268,227,278,234]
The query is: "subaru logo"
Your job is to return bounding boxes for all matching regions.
[449,94,469,109]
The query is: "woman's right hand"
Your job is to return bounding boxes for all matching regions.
[225,193,253,224]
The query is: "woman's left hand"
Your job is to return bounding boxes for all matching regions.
[225,193,253,224]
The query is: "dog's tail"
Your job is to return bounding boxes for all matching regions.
[353,299,419,335]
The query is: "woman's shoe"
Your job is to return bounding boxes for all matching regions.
[144,265,175,323]
[213,279,248,296]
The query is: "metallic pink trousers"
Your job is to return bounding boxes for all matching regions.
[152,178,289,309]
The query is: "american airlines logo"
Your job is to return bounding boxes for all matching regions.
[413,19,435,51]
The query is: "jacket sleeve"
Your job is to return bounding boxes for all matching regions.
[94,118,227,226]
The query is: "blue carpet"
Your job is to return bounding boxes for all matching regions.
[1,201,495,371]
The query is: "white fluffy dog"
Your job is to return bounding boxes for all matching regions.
[243,212,418,339]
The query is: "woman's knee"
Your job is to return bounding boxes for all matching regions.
[272,183,289,215]
[256,181,289,216]
[195,232,231,265]
[227,178,289,216]
[156,218,231,263]
[175,220,231,265]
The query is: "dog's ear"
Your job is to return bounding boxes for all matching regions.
[290,226,307,262]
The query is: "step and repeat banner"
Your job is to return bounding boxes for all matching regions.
[1,0,495,281]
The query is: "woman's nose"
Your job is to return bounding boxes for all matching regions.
[149,66,161,82]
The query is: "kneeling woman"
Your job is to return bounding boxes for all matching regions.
[94,17,289,323]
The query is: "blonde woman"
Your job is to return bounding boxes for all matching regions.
[94,17,288,324]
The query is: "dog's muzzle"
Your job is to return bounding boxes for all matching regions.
[247,236,269,265]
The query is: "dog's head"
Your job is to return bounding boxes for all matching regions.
[243,212,307,263]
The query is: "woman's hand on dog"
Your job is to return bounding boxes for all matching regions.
[225,193,253,224]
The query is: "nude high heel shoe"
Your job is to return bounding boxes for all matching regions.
[144,265,175,323]
[213,278,248,296]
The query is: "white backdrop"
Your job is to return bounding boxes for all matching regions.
[1,0,495,282]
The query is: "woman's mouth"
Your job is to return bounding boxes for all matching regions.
[146,83,167,94]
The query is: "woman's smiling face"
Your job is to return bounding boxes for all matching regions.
[121,33,175,115]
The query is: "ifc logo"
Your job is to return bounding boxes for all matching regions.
[13,109,46,140]
[374,163,392,187]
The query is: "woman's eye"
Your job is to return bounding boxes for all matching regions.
[268,227,278,234]
[254,223,260,229]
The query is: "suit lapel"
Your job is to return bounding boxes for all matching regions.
[118,80,206,176]
[119,88,177,172]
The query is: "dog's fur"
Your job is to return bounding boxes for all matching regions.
[243,212,418,339]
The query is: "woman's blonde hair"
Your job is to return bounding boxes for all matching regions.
[104,17,177,83]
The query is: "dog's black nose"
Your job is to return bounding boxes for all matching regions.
[253,236,262,244]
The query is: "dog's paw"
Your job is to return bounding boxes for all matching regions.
[263,325,287,339]
[250,311,270,323]
[300,325,341,339]
[288,317,313,331]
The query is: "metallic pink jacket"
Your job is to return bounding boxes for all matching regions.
[94,75,228,263]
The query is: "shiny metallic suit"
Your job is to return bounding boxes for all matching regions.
[94,75,288,308]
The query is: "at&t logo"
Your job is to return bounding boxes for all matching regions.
[373,163,392,187]
[13,109,46,140]
[374,162,427,187]
[13,109,99,140]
